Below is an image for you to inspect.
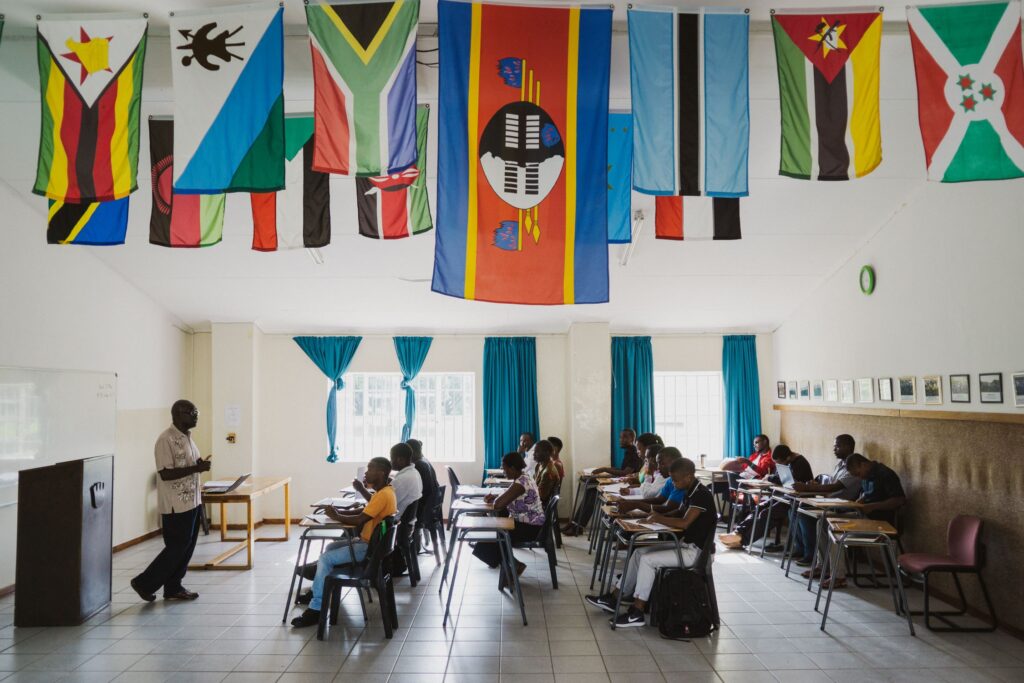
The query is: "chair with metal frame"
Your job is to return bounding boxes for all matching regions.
[648,521,721,630]
[515,494,561,588]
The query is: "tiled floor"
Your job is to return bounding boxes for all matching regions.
[0,524,1021,682]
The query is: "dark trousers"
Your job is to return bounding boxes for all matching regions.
[134,506,200,596]
[735,501,788,546]
[472,521,543,567]
[792,513,818,560]
[569,484,598,529]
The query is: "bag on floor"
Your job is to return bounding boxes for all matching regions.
[656,568,714,640]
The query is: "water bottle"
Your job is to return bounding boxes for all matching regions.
[700,453,706,468]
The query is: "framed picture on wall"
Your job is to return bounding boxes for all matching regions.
[787,381,798,399]
[799,381,810,399]
[812,380,823,400]
[856,378,874,403]
[923,375,943,404]
[979,373,1003,403]
[840,380,855,404]
[878,377,893,402]
[1013,372,1024,408]
[898,376,916,403]
[949,374,971,403]
[826,379,839,402]
[777,381,786,399]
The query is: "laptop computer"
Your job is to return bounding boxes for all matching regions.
[203,474,251,494]
[776,464,794,487]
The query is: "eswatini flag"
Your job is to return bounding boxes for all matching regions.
[655,196,741,241]
[432,0,612,305]
[34,15,147,202]
[772,11,882,180]
[149,118,225,248]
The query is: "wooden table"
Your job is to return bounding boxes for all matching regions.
[191,476,291,571]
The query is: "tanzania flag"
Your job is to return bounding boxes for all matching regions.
[170,4,284,194]
[607,111,632,243]
[149,118,225,247]
[655,196,740,241]
[47,197,129,245]
[34,15,147,203]
[357,104,432,239]
[432,0,612,305]
[251,115,331,251]
[628,8,749,197]
[772,11,882,180]
[306,0,419,176]
[908,1,1024,181]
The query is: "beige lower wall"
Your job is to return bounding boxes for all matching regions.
[780,409,1024,634]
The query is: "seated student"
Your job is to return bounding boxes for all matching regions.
[291,457,397,627]
[532,439,561,505]
[547,436,566,481]
[561,429,642,536]
[724,434,775,479]
[621,434,662,487]
[789,434,862,566]
[519,431,536,467]
[615,447,686,515]
[474,452,546,589]
[407,438,441,553]
[718,445,813,550]
[635,443,665,498]
[584,457,717,627]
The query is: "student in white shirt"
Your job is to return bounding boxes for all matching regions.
[353,443,422,517]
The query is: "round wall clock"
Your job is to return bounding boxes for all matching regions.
[860,265,876,295]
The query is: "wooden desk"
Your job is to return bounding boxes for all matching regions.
[442,515,526,628]
[483,477,513,486]
[192,476,291,571]
[827,518,897,535]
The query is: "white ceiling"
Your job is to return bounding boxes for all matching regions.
[0,0,953,334]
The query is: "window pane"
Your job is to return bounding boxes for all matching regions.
[653,371,724,462]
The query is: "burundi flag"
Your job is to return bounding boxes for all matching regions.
[772,10,883,180]
[149,118,226,247]
[908,1,1024,182]
[251,115,332,251]
[34,14,147,203]
[655,196,740,241]
[170,3,285,194]
[357,104,432,239]
[628,7,749,198]
[432,0,612,305]
[607,111,632,243]
[306,0,419,176]
[47,197,129,245]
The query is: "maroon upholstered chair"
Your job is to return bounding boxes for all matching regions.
[898,515,997,632]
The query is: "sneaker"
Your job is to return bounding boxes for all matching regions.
[296,590,312,605]
[130,578,155,603]
[290,608,321,628]
[584,593,617,613]
[612,608,645,628]
[795,557,813,567]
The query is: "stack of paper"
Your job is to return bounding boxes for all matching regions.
[637,522,673,531]
[203,480,237,489]
[312,497,359,508]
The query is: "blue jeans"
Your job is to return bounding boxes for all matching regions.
[310,539,367,611]
[792,514,817,561]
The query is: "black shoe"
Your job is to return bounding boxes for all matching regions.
[764,543,785,553]
[584,593,617,613]
[164,589,198,601]
[612,608,645,628]
[296,562,317,581]
[296,590,312,605]
[130,578,155,603]
[290,608,321,628]
[795,557,814,567]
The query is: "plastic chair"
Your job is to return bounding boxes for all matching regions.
[899,515,997,632]
[517,494,561,588]
[396,503,421,587]
[417,484,447,566]
[649,522,721,630]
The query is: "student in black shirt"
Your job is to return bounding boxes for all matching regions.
[407,439,441,551]
[845,453,906,524]
[562,428,641,536]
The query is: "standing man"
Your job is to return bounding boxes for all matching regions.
[131,400,210,602]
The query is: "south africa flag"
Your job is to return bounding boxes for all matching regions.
[907,1,1024,182]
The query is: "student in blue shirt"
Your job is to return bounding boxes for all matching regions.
[615,447,686,515]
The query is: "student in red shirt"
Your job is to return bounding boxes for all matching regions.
[729,434,775,478]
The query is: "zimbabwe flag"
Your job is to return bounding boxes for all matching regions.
[34,15,147,202]
[432,0,612,305]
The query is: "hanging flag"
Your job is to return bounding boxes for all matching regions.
[655,196,741,241]
[628,7,749,197]
[772,10,883,181]
[432,0,612,305]
[33,14,148,203]
[149,118,226,247]
[305,0,419,176]
[357,104,432,239]
[251,115,332,251]
[907,1,1024,182]
[170,3,285,194]
[47,197,129,245]
[607,111,632,243]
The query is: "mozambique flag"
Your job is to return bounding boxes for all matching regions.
[47,197,129,245]
[251,115,332,251]
[432,0,612,305]
[306,0,419,176]
[772,11,882,180]
[655,196,740,241]
[34,15,147,203]
[149,118,225,248]
[908,1,1024,182]
[357,104,432,239]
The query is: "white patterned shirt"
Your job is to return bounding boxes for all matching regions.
[154,425,202,514]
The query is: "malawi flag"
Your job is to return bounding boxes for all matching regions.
[251,115,331,251]
[655,196,740,241]
[628,8,749,197]
[149,118,226,248]
[47,197,129,245]
[34,15,147,203]
[772,11,882,180]
[432,0,612,305]
[306,0,419,176]
[908,1,1024,182]
[357,104,432,239]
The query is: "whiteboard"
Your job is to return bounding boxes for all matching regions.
[0,367,117,508]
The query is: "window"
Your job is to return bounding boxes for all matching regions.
[653,371,724,462]
[337,372,475,462]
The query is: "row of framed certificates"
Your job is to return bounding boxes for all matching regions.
[777,373,1024,408]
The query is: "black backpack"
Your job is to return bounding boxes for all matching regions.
[655,568,715,640]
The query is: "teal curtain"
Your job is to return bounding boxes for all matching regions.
[611,336,655,467]
[722,335,761,458]
[483,337,539,471]
[294,336,362,462]
[393,336,433,441]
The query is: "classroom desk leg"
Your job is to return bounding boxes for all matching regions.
[246,500,254,569]
[220,502,227,539]
[283,483,290,541]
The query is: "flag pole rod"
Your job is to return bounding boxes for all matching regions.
[619,210,645,267]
